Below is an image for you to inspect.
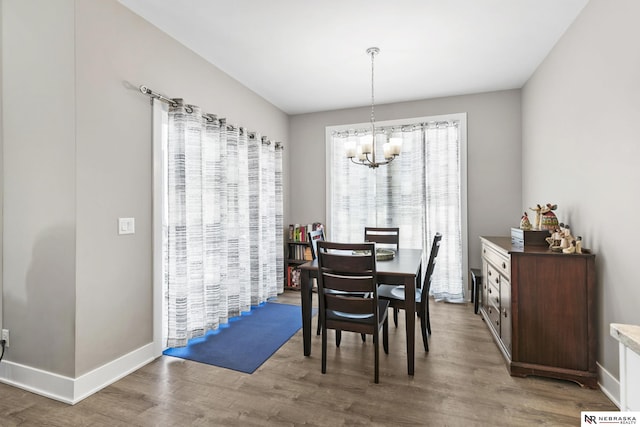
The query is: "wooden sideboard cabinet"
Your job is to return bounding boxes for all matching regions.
[479,236,597,388]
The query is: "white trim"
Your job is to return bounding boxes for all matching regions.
[325,113,470,294]
[152,99,168,356]
[0,344,156,405]
[324,126,333,240]
[458,113,469,298]
[598,361,621,409]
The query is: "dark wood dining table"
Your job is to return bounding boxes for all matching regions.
[299,248,424,375]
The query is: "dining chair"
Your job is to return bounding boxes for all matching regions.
[307,228,324,261]
[310,229,369,342]
[378,232,442,351]
[365,227,400,327]
[316,241,389,383]
[364,227,400,251]
[307,228,325,336]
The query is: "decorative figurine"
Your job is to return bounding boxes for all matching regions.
[563,240,576,254]
[529,204,543,230]
[558,223,574,249]
[520,212,532,230]
[540,203,559,230]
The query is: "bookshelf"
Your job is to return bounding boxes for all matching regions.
[285,223,323,290]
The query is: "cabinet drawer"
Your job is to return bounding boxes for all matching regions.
[483,244,510,280]
[486,263,501,292]
[487,278,500,310]
[486,304,501,331]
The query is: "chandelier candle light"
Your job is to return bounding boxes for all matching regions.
[346,47,401,168]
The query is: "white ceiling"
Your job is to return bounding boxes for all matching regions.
[119,0,588,115]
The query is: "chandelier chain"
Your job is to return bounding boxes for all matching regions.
[370,48,376,128]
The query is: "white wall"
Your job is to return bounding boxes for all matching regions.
[2,0,289,390]
[289,90,522,270]
[522,0,640,385]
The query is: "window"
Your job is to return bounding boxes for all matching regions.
[326,114,468,301]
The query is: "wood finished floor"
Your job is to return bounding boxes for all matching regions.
[0,291,616,426]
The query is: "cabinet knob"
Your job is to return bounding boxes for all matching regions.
[488,270,492,277]
[502,308,508,318]
[502,262,506,269]
[488,288,492,294]
[495,277,499,284]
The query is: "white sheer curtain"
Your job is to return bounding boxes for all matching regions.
[164,100,283,348]
[329,117,465,302]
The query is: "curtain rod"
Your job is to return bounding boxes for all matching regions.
[139,85,178,106]
[139,84,283,149]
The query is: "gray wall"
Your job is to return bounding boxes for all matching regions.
[522,0,640,380]
[0,1,4,332]
[2,0,289,377]
[3,0,77,376]
[289,90,522,271]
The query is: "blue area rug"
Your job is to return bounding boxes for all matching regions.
[163,302,311,374]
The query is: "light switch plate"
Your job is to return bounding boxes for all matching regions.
[118,217,135,235]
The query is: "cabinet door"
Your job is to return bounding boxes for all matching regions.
[482,261,490,312]
[513,254,589,370]
[500,278,512,356]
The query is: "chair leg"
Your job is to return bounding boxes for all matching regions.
[361,333,366,342]
[426,300,431,335]
[420,312,429,352]
[335,330,342,347]
[393,308,398,328]
[374,330,379,384]
[316,283,322,335]
[322,326,327,374]
[383,318,389,354]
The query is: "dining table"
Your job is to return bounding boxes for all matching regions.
[298,248,424,375]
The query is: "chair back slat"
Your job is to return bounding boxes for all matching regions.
[318,252,375,274]
[325,294,375,315]
[364,227,400,251]
[321,272,376,294]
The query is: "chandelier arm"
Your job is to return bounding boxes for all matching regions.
[367,152,397,165]
[349,150,398,169]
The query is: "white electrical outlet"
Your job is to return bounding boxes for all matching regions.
[1,329,8,348]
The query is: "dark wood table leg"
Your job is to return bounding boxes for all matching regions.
[405,274,416,375]
[300,268,312,356]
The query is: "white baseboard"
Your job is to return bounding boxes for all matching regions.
[0,343,157,405]
[598,361,620,409]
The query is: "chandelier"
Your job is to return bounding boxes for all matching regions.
[346,47,401,168]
